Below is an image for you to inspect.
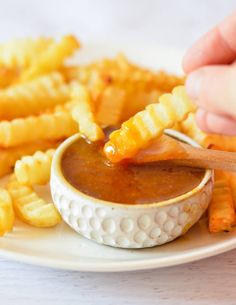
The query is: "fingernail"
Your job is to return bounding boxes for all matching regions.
[185,71,203,99]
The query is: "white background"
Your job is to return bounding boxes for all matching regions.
[0,0,235,48]
[1,1,236,304]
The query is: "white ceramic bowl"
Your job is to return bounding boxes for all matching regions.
[50,129,213,249]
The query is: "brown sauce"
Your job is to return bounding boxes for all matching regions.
[61,137,205,205]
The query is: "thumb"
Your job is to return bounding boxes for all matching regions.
[185,65,236,119]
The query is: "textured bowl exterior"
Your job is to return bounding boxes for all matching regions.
[50,130,213,249]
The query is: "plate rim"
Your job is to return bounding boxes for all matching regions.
[0,235,236,272]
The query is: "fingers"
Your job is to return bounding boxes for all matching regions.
[183,11,236,136]
[186,65,236,118]
[183,11,236,73]
[196,108,236,136]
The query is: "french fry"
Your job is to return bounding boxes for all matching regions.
[0,188,14,236]
[0,72,70,120]
[70,82,104,141]
[209,171,236,233]
[75,54,185,92]
[0,37,53,68]
[210,136,236,152]
[180,113,236,151]
[61,66,107,101]
[60,54,184,105]
[172,121,182,131]
[180,113,213,147]
[21,35,80,81]
[7,176,61,228]
[15,149,55,186]
[120,89,162,121]
[96,86,126,126]
[0,67,20,88]
[0,108,77,147]
[224,171,236,209]
[104,86,195,162]
[0,140,60,178]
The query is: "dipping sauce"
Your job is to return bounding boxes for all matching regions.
[61,136,205,205]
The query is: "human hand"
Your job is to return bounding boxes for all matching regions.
[183,11,236,135]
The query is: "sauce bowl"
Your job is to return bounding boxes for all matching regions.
[50,130,213,249]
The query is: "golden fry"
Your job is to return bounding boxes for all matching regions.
[15,149,55,186]
[209,171,236,233]
[104,86,195,162]
[60,53,184,106]
[7,176,61,228]
[0,140,60,178]
[180,113,236,151]
[69,54,185,92]
[0,72,70,120]
[0,188,14,236]
[70,82,104,141]
[96,86,126,126]
[224,171,236,209]
[0,108,77,147]
[21,35,80,81]
[180,113,213,147]
[0,67,20,88]
[0,37,53,68]
[210,136,236,152]
[121,89,162,121]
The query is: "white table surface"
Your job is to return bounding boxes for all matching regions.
[1,250,236,305]
[1,0,236,304]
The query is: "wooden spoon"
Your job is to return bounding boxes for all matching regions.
[130,135,236,171]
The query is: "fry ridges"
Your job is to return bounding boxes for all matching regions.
[104,86,195,162]
[7,177,61,228]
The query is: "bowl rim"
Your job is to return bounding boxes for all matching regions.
[51,129,213,209]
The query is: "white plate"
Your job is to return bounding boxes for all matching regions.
[1,43,236,272]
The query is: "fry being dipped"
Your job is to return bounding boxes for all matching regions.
[104,86,195,162]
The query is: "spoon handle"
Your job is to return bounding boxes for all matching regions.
[174,144,236,171]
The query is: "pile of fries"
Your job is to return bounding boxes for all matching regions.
[0,34,235,238]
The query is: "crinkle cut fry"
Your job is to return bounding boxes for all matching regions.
[96,86,126,126]
[224,171,236,209]
[180,113,236,150]
[121,89,163,121]
[0,140,60,178]
[70,82,104,141]
[208,171,236,233]
[0,72,70,120]
[180,113,214,148]
[0,67,20,89]
[21,35,80,81]
[0,108,77,147]
[62,54,184,91]
[104,86,195,162]
[15,149,55,186]
[0,37,53,68]
[7,177,61,228]
[0,188,14,236]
